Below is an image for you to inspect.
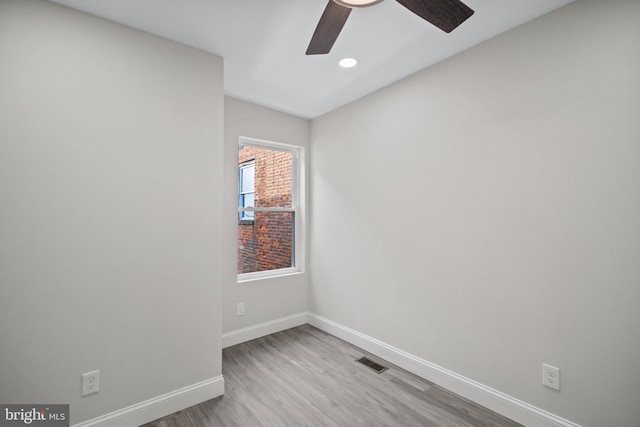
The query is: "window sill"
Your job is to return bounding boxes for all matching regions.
[237,268,304,283]
[238,219,254,225]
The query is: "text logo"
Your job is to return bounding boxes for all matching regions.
[1,405,69,426]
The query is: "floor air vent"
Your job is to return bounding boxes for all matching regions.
[356,356,388,374]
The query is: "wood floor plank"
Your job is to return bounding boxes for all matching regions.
[143,325,522,427]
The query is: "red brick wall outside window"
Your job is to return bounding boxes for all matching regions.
[238,145,293,274]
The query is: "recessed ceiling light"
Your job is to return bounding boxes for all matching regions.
[339,57,358,68]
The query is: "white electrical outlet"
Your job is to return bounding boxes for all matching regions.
[236,302,245,316]
[82,370,100,396]
[542,364,560,391]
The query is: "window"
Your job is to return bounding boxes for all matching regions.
[238,162,255,221]
[237,137,304,280]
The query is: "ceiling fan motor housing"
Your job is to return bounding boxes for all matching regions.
[332,0,384,8]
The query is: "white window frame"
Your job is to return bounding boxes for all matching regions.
[238,161,255,221]
[237,136,305,282]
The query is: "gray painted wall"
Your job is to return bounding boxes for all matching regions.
[0,0,224,424]
[309,1,640,426]
[2,0,638,425]
[223,97,309,333]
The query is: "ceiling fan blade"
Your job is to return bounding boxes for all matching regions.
[395,0,474,33]
[306,1,352,55]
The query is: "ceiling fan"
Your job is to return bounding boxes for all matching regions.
[306,0,474,55]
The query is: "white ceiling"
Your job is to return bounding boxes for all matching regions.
[49,0,573,119]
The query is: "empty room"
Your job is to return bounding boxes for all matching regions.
[0,0,638,426]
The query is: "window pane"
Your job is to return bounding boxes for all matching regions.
[240,164,255,193]
[243,193,254,208]
[238,146,292,208]
[238,211,294,273]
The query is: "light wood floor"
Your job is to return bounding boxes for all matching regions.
[144,325,522,427]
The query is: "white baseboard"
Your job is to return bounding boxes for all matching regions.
[72,376,224,427]
[222,312,308,348]
[307,313,582,427]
